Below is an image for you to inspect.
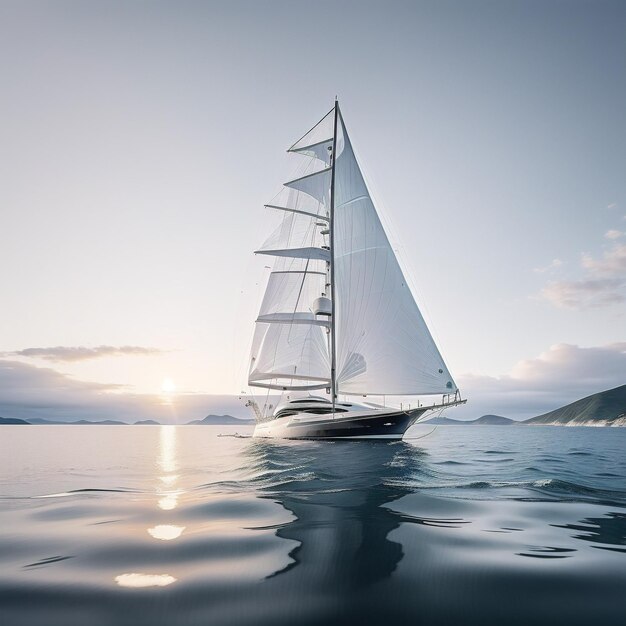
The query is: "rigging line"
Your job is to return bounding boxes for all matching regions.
[286,257,311,345]
[266,152,318,205]
[288,107,334,151]
[406,425,438,440]
[264,385,271,417]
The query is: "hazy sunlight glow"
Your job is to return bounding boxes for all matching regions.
[161,378,176,394]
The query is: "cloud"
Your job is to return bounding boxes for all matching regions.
[455,343,626,420]
[0,360,247,422]
[3,345,164,362]
[533,258,563,273]
[607,203,617,209]
[538,239,626,309]
[540,278,625,309]
[581,243,626,275]
[2,342,624,424]
[605,230,624,240]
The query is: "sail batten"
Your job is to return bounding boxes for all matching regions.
[248,380,330,391]
[255,247,330,261]
[264,204,329,221]
[257,314,330,327]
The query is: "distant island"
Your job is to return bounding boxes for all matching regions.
[429,414,516,426]
[186,415,253,425]
[24,418,128,425]
[430,384,626,427]
[0,414,254,426]
[1,385,624,426]
[0,416,30,425]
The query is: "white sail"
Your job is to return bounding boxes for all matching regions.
[248,322,330,390]
[288,108,334,161]
[256,205,330,261]
[249,103,456,397]
[284,168,332,204]
[249,130,332,390]
[333,111,457,395]
[257,270,329,327]
[265,181,330,221]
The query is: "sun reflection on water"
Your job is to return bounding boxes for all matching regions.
[156,425,182,511]
[115,426,186,588]
[158,425,177,474]
[148,525,186,541]
[115,573,177,588]
[158,492,182,511]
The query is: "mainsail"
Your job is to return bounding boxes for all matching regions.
[248,102,457,396]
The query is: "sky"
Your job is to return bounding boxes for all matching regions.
[0,0,625,422]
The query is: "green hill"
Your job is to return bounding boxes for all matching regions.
[524,384,626,426]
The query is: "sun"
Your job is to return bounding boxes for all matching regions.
[161,378,176,394]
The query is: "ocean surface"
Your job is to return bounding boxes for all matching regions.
[1,424,625,626]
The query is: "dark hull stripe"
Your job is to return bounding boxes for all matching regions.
[282,409,427,440]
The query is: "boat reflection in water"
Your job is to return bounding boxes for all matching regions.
[235,437,626,626]
[240,439,424,599]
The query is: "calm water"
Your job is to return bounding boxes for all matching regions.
[1,425,625,626]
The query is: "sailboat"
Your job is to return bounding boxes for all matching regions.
[246,100,465,439]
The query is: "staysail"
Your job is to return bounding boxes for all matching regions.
[248,103,457,396]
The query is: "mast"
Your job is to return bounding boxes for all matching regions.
[329,99,339,407]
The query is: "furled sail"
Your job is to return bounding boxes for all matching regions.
[333,110,457,395]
